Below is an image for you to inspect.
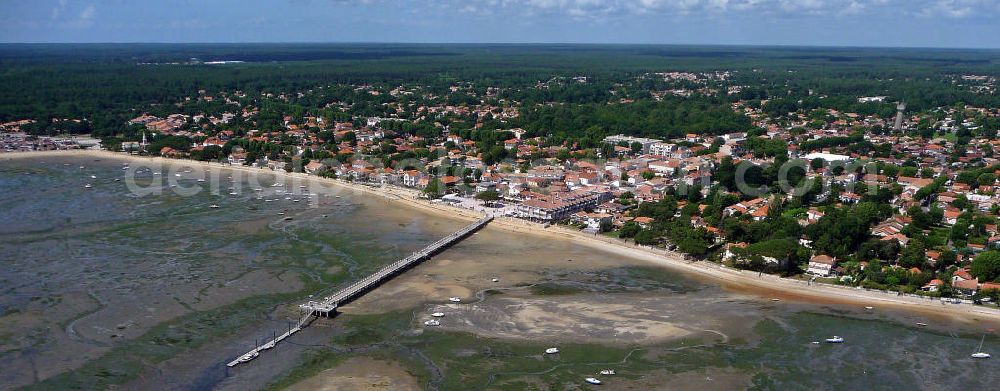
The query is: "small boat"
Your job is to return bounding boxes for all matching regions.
[431,312,445,318]
[491,278,500,282]
[78,166,85,169]
[84,184,93,189]
[771,298,781,302]
[114,178,121,182]
[825,336,845,343]
[811,341,820,344]
[449,297,462,303]
[197,179,206,182]
[229,192,239,196]
[585,377,602,385]
[238,351,258,363]
[209,204,220,209]
[90,175,97,179]
[865,306,874,310]
[424,319,440,326]
[971,335,991,359]
[545,347,559,354]
[916,322,928,327]
[599,369,615,375]
[175,173,181,177]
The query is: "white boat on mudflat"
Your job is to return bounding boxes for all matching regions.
[424,319,440,326]
[599,369,615,375]
[971,335,991,359]
[825,336,845,343]
[238,351,259,363]
[545,347,559,354]
[431,312,445,318]
[585,377,602,385]
[449,297,461,303]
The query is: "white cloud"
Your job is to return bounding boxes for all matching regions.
[916,0,999,18]
[80,4,96,21]
[51,0,68,20]
[436,0,997,19]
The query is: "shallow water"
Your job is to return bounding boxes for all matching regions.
[1,154,999,390]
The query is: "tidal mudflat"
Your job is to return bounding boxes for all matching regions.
[0,154,461,390]
[2,153,999,391]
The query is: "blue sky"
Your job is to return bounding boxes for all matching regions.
[1,0,999,48]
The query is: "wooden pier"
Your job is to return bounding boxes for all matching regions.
[227,215,492,368]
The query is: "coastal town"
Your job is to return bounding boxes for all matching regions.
[6,2,1000,385]
[4,71,1000,306]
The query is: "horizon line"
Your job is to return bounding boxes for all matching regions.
[1,41,999,51]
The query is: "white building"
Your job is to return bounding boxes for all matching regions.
[603,135,662,154]
[807,255,837,277]
[803,152,851,162]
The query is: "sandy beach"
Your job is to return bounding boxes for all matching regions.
[6,149,1000,324]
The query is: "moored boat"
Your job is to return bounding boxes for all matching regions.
[971,335,991,359]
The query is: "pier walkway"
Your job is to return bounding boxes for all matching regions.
[227,215,492,367]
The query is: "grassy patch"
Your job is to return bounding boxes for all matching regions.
[926,227,951,248]
[262,348,348,391]
[529,283,584,296]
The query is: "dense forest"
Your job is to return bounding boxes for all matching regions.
[2,43,1000,141]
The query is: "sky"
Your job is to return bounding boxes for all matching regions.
[1,0,999,48]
